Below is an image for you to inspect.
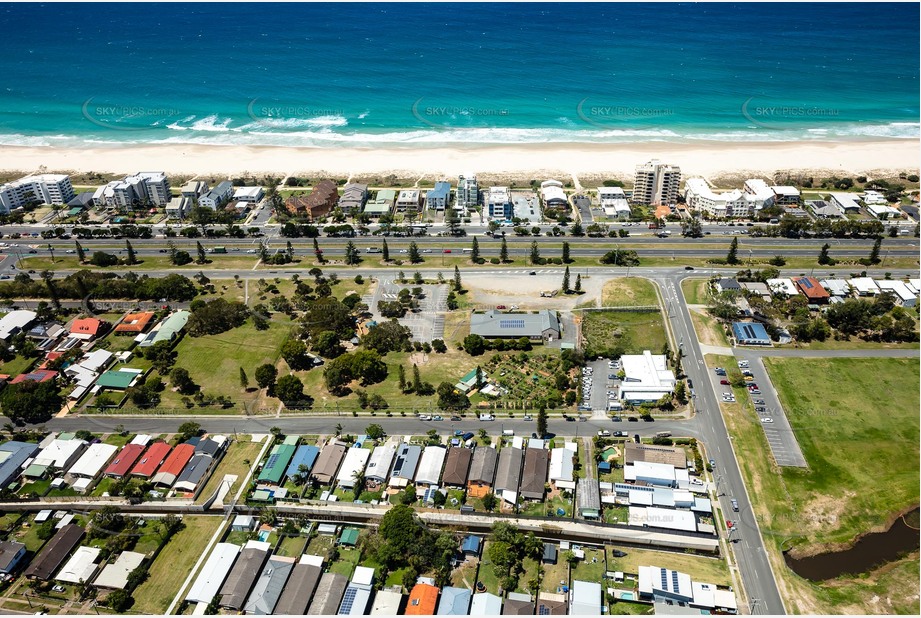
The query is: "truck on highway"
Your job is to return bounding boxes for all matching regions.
[211,246,227,254]
[655,431,672,438]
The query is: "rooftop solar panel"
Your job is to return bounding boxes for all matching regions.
[499,319,525,329]
[339,587,358,614]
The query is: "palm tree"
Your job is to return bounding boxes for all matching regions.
[351,469,366,499]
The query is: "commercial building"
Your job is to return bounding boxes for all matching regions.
[633,160,681,206]
[286,179,339,219]
[339,183,369,214]
[770,185,801,205]
[390,444,422,485]
[308,572,349,615]
[185,543,240,604]
[619,351,676,403]
[540,180,568,210]
[470,310,560,342]
[0,441,40,489]
[598,186,631,219]
[130,442,171,478]
[467,447,498,498]
[425,182,451,211]
[244,555,296,615]
[151,443,196,487]
[867,204,902,219]
[495,447,523,504]
[55,546,101,584]
[365,443,396,483]
[93,551,145,590]
[569,580,602,615]
[731,322,771,346]
[456,173,479,212]
[336,447,371,489]
[415,445,447,486]
[437,586,472,615]
[199,180,234,210]
[793,277,830,303]
[218,540,271,610]
[274,554,324,615]
[519,447,549,501]
[441,447,472,487]
[0,310,37,342]
[0,174,75,212]
[311,440,347,485]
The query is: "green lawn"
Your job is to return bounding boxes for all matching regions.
[608,546,731,586]
[195,439,265,504]
[582,310,668,357]
[711,354,920,614]
[571,546,606,582]
[0,354,35,377]
[513,557,541,595]
[540,555,570,594]
[305,533,336,558]
[601,277,660,307]
[329,547,361,578]
[132,517,222,615]
[275,534,307,558]
[680,278,711,305]
[19,254,260,271]
[475,546,503,595]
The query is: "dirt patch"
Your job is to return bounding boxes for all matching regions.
[689,308,728,348]
[409,352,429,365]
[463,272,608,310]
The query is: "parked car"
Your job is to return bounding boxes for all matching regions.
[418,414,432,420]
[597,430,611,437]
[523,414,532,421]
[719,379,730,385]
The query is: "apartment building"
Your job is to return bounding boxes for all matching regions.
[0,174,75,213]
[395,189,422,212]
[199,181,234,210]
[683,178,761,218]
[486,186,512,220]
[93,172,171,212]
[456,173,479,212]
[598,186,632,219]
[633,160,681,206]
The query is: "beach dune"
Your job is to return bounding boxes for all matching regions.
[0,140,917,181]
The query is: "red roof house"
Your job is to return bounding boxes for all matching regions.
[10,369,58,384]
[151,443,196,487]
[130,442,172,478]
[70,318,104,338]
[793,277,831,303]
[104,444,146,478]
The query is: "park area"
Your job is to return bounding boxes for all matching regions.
[601,277,660,307]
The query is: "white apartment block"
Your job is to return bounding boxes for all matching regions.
[684,178,762,218]
[540,180,568,209]
[486,186,512,220]
[456,173,479,212]
[598,187,632,219]
[0,174,75,213]
[232,186,264,203]
[743,179,776,206]
[633,160,681,206]
[93,172,171,212]
[395,189,421,212]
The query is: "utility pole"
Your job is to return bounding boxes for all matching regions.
[749,598,761,615]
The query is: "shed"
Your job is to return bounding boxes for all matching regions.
[461,535,482,556]
[542,543,558,564]
[339,527,360,547]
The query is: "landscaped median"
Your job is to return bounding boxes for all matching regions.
[709,353,920,614]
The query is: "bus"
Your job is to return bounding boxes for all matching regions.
[211,246,227,254]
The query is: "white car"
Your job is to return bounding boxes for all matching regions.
[418,414,432,421]
[760,417,774,423]
[246,249,257,253]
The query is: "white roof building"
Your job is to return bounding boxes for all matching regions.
[232,186,264,202]
[907,279,921,295]
[365,443,397,482]
[830,192,862,213]
[876,280,918,306]
[743,178,776,204]
[867,204,902,219]
[67,443,117,479]
[626,461,677,487]
[629,506,698,532]
[619,351,676,403]
[93,551,145,590]
[335,447,371,489]
[598,187,632,218]
[819,279,851,297]
[34,439,87,471]
[683,178,761,218]
[569,580,602,615]
[469,592,503,615]
[848,277,879,296]
[862,190,887,205]
[56,546,101,584]
[541,182,567,206]
[79,349,114,372]
[370,589,404,615]
[0,310,37,341]
[549,448,575,485]
[766,278,800,297]
[415,446,447,486]
[638,566,693,603]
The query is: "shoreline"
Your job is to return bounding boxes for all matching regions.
[0,139,917,181]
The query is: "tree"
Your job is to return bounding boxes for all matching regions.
[313,331,345,359]
[436,381,470,411]
[280,338,312,370]
[75,240,85,263]
[125,240,137,265]
[570,221,584,236]
[408,241,421,264]
[562,241,571,263]
[255,363,278,390]
[600,248,640,266]
[726,236,739,265]
[169,367,196,395]
[412,364,424,393]
[275,374,308,406]
[481,493,498,512]
[471,236,480,261]
[90,251,119,267]
[362,320,412,354]
[196,241,207,264]
[453,266,462,291]
[365,424,386,440]
[379,505,421,552]
[537,406,548,438]
[575,273,582,293]
[562,266,570,293]
[474,365,484,390]
[463,334,486,356]
[866,236,882,265]
[398,364,408,392]
[499,236,509,263]
[432,339,447,353]
[239,367,249,389]
[177,421,201,442]
[382,238,389,261]
[106,589,133,612]
[529,240,541,264]
[818,243,835,265]
[681,217,703,238]
[345,241,360,265]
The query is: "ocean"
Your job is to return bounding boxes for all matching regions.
[0,2,917,148]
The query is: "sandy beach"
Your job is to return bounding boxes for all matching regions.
[0,139,917,182]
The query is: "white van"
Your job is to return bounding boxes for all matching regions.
[479,413,495,421]
[502,429,514,436]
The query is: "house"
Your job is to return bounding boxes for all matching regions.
[339,566,376,615]
[274,554,324,615]
[536,592,568,615]
[503,594,535,615]
[470,592,502,616]
[55,546,102,584]
[199,181,234,210]
[455,368,488,393]
[258,443,298,485]
[114,311,155,335]
[740,281,770,300]
[848,277,879,296]
[425,182,451,211]
[130,442,171,478]
[370,589,405,615]
[103,444,146,478]
[166,196,192,219]
[599,187,631,219]
[311,441,348,485]
[336,447,371,489]
[66,191,95,212]
[467,447,498,498]
[829,192,862,214]
[150,443,196,487]
[714,278,741,294]
[619,351,676,403]
[93,551,145,590]
[626,461,678,488]
[0,541,26,575]
[819,279,851,298]
[470,310,560,342]
[233,186,264,203]
[520,448,549,501]
[577,477,601,519]
[770,185,800,205]
[139,311,190,347]
[808,200,844,219]
[231,515,257,532]
[308,572,349,615]
[569,580,602,615]
[390,444,422,485]
[67,443,117,483]
[461,535,482,557]
[365,443,396,483]
[406,583,440,615]
[793,277,830,304]
[338,183,368,214]
[495,447,523,504]
[549,448,575,487]
[26,438,87,478]
[185,543,241,604]
[0,310,37,342]
[363,189,396,217]
[415,445,447,486]
[396,189,422,212]
[9,369,58,386]
[437,586,472,615]
[766,278,800,297]
[218,540,271,610]
[876,280,918,307]
[285,444,321,482]
[542,543,558,564]
[441,447,472,487]
[286,179,338,219]
[638,566,693,604]
[862,190,888,205]
[0,441,40,489]
[731,322,771,346]
[94,368,142,391]
[173,452,216,494]
[244,555,296,615]
[868,204,902,219]
[69,317,104,340]
[24,524,84,580]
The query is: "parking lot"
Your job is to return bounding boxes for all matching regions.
[572,194,593,223]
[580,358,620,418]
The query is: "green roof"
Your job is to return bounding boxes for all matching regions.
[257,444,297,484]
[151,311,190,345]
[95,370,137,390]
[252,489,273,502]
[282,435,300,446]
[460,368,478,383]
[23,463,47,478]
[339,527,359,546]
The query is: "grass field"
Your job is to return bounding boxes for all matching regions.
[710,354,920,614]
[132,517,221,615]
[688,309,730,348]
[540,555,570,594]
[19,254,260,271]
[582,310,668,357]
[571,546,606,582]
[680,278,711,305]
[601,277,660,307]
[195,439,265,504]
[0,354,35,377]
[607,546,731,586]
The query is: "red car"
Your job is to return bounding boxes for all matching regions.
[443,249,452,253]
[719,379,730,385]
[496,305,507,309]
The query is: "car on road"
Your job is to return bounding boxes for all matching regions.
[422,249,432,253]
[443,249,452,253]
[714,367,726,375]
[246,249,257,253]
[523,414,532,421]
[450,416,461,421]
[755,407,766,413]
[731,498,739,512]
[432,415,443,421]
[399,249,408,253]
[578,415,587,422]
[684,266,694,270]
[738,360,749,368]
[65,249,75,253]
[749,388,761,395]
[709,458,716,467]
[719,379,730,385]
[418,414,432,420]
[611,416,621,421]
[760,417,774,423]
[627,416,638,422]
[564,416,575,422]
[753,399,765,405]
[529,271,536,275]
[597,430,611,437]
